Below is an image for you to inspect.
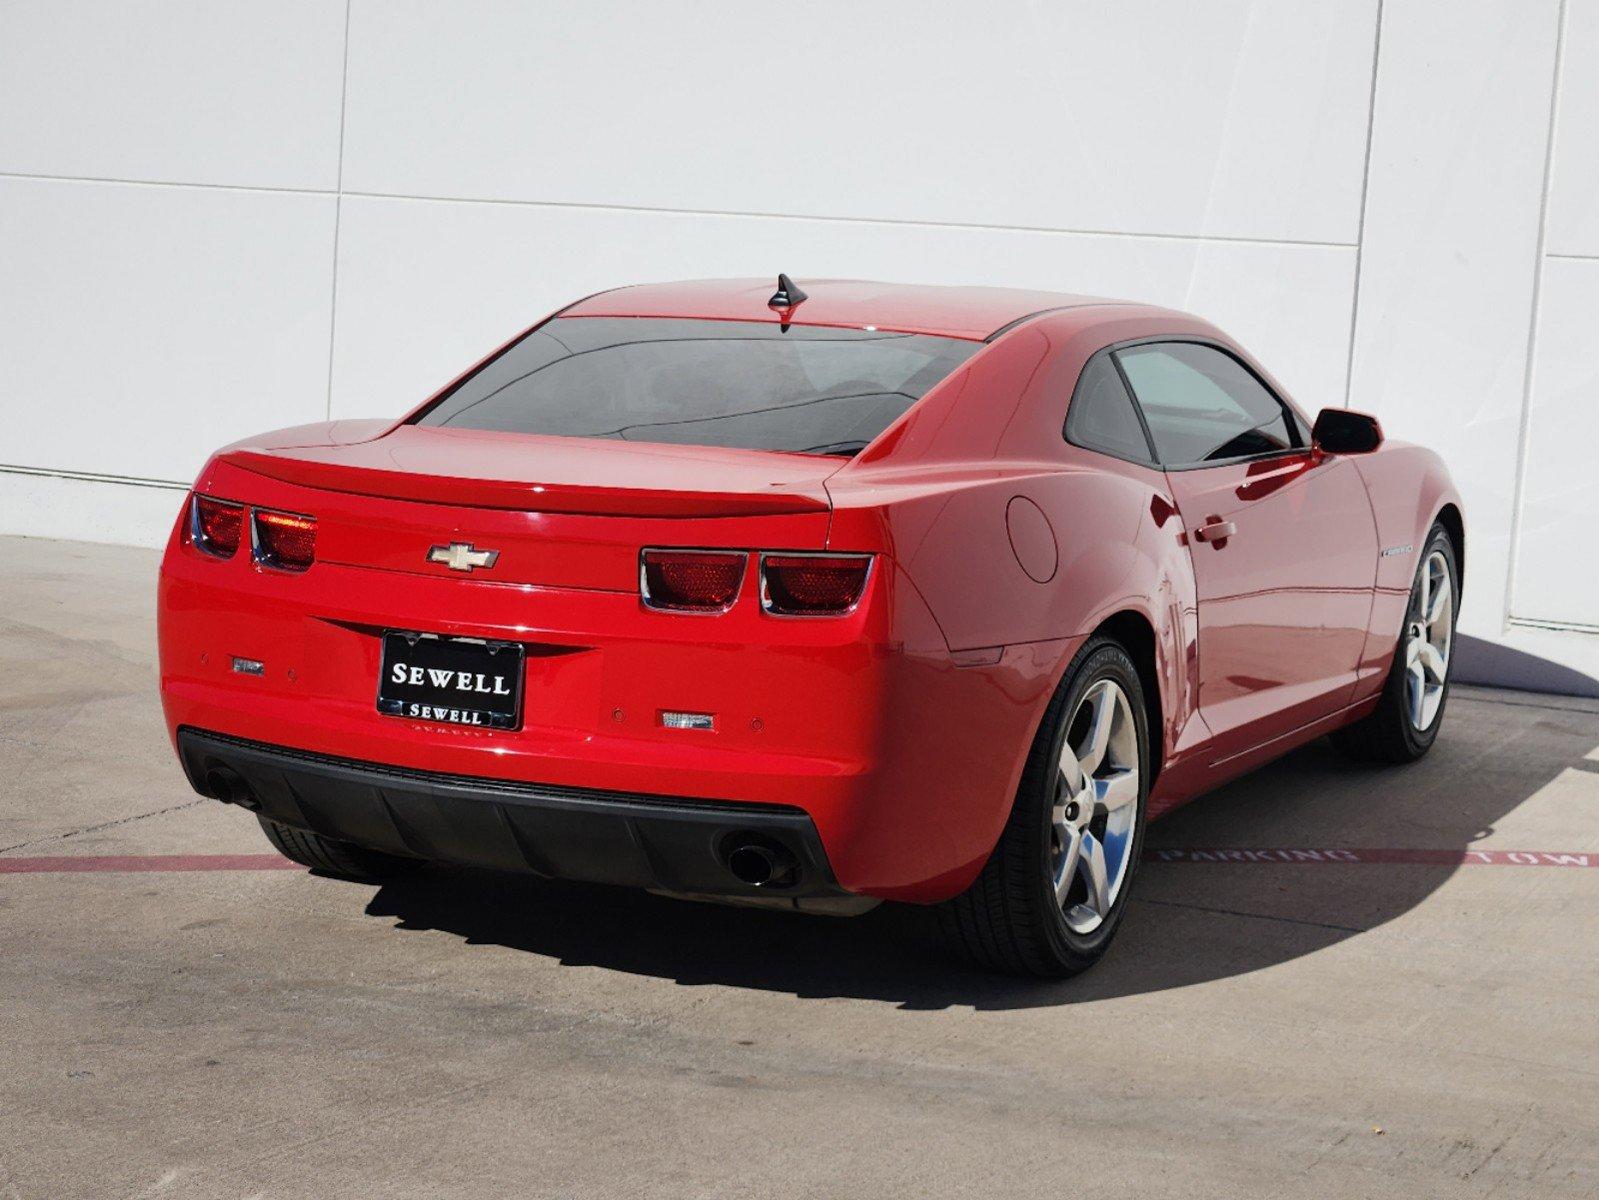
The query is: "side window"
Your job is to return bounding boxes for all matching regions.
[1064,354,1155,464]
[1115,342,1300,467]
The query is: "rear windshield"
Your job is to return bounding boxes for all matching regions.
[413,317,981,455]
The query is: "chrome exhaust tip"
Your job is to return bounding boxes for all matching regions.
[723,835,798,888]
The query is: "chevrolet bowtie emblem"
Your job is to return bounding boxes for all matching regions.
[428,542,500,572]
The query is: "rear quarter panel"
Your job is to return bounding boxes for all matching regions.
[828,307,1220,817]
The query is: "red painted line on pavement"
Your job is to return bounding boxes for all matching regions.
[0,853,297,874]
[0,848,1594,874]
[1145,848,1597,868]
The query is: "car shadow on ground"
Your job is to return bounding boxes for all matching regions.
[361,691,1599,1010]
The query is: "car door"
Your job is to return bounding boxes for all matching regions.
[1114,340,1377,761]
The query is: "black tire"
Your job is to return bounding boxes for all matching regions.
[257,815,420,882]
[938,636,1150,978]
[1331,521,1459,764]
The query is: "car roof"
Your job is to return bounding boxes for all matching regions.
[561,278,1142,342]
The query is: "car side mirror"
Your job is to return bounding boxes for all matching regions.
[1312,408,1383,454]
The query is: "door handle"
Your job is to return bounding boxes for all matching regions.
[1193,517,1237,544]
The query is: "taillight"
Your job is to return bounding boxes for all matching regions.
[640,549,746,612]
[191,495,243,558]
[252,508,317,572]
[760,554,872,616]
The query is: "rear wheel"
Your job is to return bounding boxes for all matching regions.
[1332,522,1458,763]
[938,637,1149,977]
[257,815,419,882]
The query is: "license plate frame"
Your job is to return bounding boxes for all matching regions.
[376,631,525,731]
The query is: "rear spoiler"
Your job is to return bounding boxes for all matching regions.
[219,450,832,518]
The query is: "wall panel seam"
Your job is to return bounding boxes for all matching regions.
[0,170,1357,252]
[1503,0,1571,630]
[0,169,329,198]
[1342,0,1386,408]
[325,0,354,421]
[0,463,186,490]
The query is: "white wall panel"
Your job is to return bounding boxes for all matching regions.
[327,195,1354,421]
[1547,0,1599,255]
[1348,0,1562,639]
[341,0,1376,244]
[1509,258,1599,627]
[0,177,336,483]
[0,474,182,550]
[1,0,1594,689]
[0,0,347,190]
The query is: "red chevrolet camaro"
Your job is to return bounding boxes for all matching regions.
[158,277,1463,976]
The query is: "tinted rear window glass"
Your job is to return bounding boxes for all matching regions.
[1065,354,1154,463]
[415,317,981,455]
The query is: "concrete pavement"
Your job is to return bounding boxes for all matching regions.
[2,536,1596,1198]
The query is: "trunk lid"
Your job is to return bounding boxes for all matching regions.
[207,426,838,592]
[224,424,836,518]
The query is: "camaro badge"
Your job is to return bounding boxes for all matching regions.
[428,542,500,572]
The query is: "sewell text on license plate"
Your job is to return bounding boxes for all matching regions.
[377,631,525,730]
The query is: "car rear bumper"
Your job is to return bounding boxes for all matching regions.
[157,489,1076,903]
[178,727,855,905]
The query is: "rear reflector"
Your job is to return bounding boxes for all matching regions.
[252,508,317,572]
[640,550,746,613]
[191,495,243,558]
[761,554,872,616]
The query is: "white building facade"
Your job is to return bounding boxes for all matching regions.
[2,1,1595,688]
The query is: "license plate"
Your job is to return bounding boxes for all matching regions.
[377,631,524,730]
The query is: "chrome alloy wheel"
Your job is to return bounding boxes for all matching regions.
[1405,549,1454,731]
[1051,679,1140,935]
